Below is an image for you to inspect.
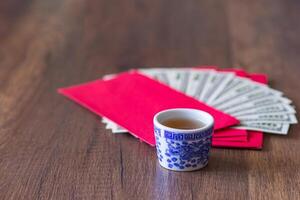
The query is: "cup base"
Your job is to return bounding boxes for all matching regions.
[158,161,208,172]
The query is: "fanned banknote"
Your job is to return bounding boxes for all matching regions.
[102,68,297,135]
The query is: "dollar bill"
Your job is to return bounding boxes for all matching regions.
[211,79,282,108]
[238,113,298,124]
[166,69,190,93]
[102,117,127,133]
[178,70,191,93]
[210,77,253,105]
[211,77,249,103]
[186,70,212,99]
[234,122,290,135]
[139,68,171,85]
[198,71,215,101]
[102,117,114,129]
[214,89,284,111]
[223,96,292,114]
[201,72,235,103]
[101,117,109,123]
[233,103,296,116]
[111,124,128,133]
[102,74,117,80]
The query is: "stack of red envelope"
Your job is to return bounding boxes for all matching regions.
[58,67,269,149]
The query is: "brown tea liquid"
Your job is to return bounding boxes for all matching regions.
[161,118,205,130]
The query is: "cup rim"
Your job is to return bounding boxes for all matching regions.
[153,108,214,133]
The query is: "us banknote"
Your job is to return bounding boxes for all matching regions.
[102,68,297,135]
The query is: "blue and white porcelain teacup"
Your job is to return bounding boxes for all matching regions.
[153,108,214,171]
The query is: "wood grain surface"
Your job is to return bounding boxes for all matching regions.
[0,0,299,199]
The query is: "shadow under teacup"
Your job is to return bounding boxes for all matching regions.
[153,108,214,171]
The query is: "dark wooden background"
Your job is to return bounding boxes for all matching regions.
[0,0,299,199]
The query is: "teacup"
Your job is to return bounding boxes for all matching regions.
[153,108,214,171]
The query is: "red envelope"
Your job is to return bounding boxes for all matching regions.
[249,73,268,84]
[213,136,247,142]
[59,72,239,146]
[213,128,247,138]
[212,131,263,149]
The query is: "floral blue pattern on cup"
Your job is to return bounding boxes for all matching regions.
[153,108,214,171]
[155,126,213,170]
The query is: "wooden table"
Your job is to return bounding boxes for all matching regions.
[0,0,299,199]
